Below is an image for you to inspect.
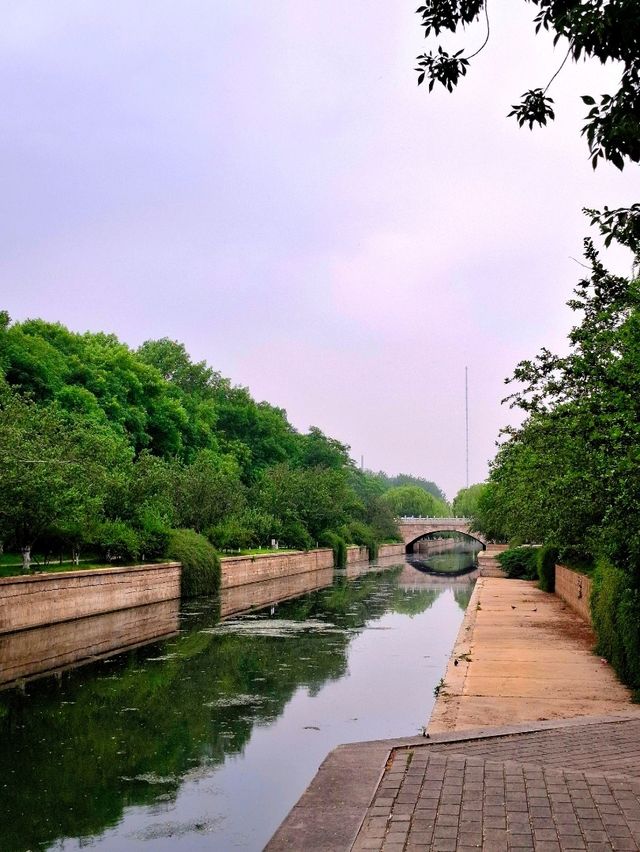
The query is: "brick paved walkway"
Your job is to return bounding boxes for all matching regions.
[352,718,640,852]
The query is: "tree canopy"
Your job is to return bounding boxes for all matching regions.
[473,213,640,569]
[415,0,640,169]
[0,315,448,570]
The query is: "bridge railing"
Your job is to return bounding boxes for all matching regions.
[398,517,471,523]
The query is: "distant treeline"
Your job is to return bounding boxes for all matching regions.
[0,313,448,580]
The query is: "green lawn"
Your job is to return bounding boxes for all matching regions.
[220,547,297,557]
[0,553,149,579]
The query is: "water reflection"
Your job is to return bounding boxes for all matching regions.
[0,561,475,852]
[407,540,482,577]
[0,600,180,688]
[220,567,333,617]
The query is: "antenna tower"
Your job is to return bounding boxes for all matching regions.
[465,366,469,489]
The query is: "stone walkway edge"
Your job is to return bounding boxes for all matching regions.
[265,715,640,851]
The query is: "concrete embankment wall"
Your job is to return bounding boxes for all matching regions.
[344,543,406,564]
[555,564,593,624]
[1,544,404,635]
[0,563,181,635]
[377,543,405,559]
[220,549,334,588]
[345,546,370,564]
[220,567,334,618]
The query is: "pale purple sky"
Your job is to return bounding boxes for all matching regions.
[2,2,638,498]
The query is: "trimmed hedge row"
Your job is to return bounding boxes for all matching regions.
[536,545,558,593]
[591,560,640,695]
[167,528,221,599]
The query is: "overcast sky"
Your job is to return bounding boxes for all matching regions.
[2,2,638,498]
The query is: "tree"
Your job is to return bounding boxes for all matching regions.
[381,484,449,517]
[297,426,353,470]
[415,1,640,169]
[174,450,245,533]
[452,483,487,518]
[0,392,131,571]
[484,214,640,564]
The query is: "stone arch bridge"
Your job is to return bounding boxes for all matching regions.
[398,517,486,552]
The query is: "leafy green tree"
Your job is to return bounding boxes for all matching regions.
[93,520,141,563]
[0,392,131,570]
[415,0,640,169]
[381,484,449,517]
[366,470,447,503]
[452,483,487,518]
[174,450,245,533]
[482,214,640,564]
[0,314,440,568]
[254,463,353,543]
[296,426,353,470]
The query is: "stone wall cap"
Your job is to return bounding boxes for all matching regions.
[0,562,181,585]
[220,548,331,563]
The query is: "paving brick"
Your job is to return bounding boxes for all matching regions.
[351,719,640,852]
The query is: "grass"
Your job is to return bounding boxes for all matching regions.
[0,553,159,579]
[220,547,298,557]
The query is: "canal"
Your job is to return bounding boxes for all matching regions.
[0,553,477,851]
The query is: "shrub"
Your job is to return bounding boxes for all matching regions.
[94,520,140,563]
[279,519,313,551]
[557,545,595,575]
[207,517,253,551]
[138,509,170,560]
[167,528,220,599]
[496,546,538,580]
[591,560,640,690]
[536,545,558,592]
[343,521,378,561]
[319,530,347,568]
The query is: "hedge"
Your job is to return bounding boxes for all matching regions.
[536,545,558,592]
[591,560,640,693]
[167,528,221,599]
[319,531,347,568]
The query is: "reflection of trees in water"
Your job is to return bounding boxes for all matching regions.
[410,543,481,576]
[454,586,473,612]
[0,565,442,852]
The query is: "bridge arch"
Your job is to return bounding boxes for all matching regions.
[405,530,486,553]
[397,517,486,554]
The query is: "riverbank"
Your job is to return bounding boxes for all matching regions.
[0,545,407,633]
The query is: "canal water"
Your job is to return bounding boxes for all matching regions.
[0,554,477,852]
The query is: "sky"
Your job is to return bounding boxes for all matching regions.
[1,2,638,498]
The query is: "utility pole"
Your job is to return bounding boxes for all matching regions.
[465,366,469,489]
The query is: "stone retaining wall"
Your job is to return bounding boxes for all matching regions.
[220,567,334,618]
[345,546,370,565]
[0,563,181,635]
[376,543,405,560]
[220,548,334,588]
[554,564,592,624]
